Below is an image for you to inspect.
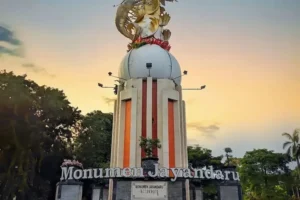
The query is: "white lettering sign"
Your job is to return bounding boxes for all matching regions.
[131,182,167,200]
[60,166,240,182]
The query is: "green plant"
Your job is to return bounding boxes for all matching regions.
[139,136,162,158]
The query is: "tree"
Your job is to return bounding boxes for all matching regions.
[73,110,113,199]
[74,110,113,169]
[282,129,300,170]
[224,147,233,166]
[187,145,223,169]
[239,149,291,200]
[290,168,300,198]
[187,145,224,199]
[230,157,241,167]
[0,71,82,200]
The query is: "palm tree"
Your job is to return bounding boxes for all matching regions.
[224,147,233,166]
[282,129,300,169]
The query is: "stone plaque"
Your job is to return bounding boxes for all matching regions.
[219,186,240,200]
[131,181,168,200]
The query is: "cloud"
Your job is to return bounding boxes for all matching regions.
[187,122,220,139]
[0,46,21,57]
[0,26,21,45]
[0,25,54,78]
[0,26,23,57]
[22,63,56,78]
[102,96,116,105]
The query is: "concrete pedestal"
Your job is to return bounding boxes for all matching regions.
[218,184,242,200]
[195,188,203,200]
[111,179,187,200]
[55,180,83,200]
[189,186,203,200]
[217,166,242,200]
[92,186,108,200]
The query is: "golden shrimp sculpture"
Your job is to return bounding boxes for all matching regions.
[115,0,177,43]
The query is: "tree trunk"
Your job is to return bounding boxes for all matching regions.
[292,186,295,197]
[226,154,229,165]
[263,168,268,188]
[296,186,299,198]
[297,157,300,180]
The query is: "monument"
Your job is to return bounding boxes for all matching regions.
[56,0,243,199]
[109,0,190,199]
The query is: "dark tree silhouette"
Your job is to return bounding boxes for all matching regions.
[0,71,82,200]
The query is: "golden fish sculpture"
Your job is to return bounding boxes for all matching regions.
[115,0,177,42]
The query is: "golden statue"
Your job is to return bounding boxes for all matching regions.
[115,0,177,51]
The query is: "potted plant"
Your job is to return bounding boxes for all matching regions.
[139,136,161,177]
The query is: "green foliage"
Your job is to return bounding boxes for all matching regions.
[73,110,113,198]
[224,147,233,166]
[202,183,218,199]
[282,129,300,177]
[74,110,113,169]
[230,157,241,167]
[224,147,232,153]
[274,184,289,199]
[0,70,82,199]
[282,129,300,157]
[139,137,161,158]
[187,145,224,199]
[187,145,223,168]
[239,149,291,200]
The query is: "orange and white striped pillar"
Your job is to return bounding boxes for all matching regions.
[108,77,189,199]
[110,77,188,169]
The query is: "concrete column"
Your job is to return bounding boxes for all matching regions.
[55,181,83,200]
[195,188,203,200]
[92,186,109,200]
[92,187,101,200]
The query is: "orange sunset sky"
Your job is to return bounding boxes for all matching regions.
[0,0,299,158]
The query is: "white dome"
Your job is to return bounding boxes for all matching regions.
[118,44,182,85]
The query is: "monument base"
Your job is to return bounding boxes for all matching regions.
[55,180,83,200]
[190,186,203,200]
[92,185,109,200]
[110,179,188,200]
[218,183,242,200]
[217,166,242,200]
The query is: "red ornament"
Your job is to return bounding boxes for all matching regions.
[129,36,171,51]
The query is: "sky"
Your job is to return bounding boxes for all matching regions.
[0,0,299,159]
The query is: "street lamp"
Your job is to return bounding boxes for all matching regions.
[182,85,206,90]
[108,72,126,81]
[98,83,118,95]
[173,70,188,80]
[98,83,114,88]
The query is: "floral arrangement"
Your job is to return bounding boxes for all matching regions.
[127,36,171,52]
[61,159,83,169]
